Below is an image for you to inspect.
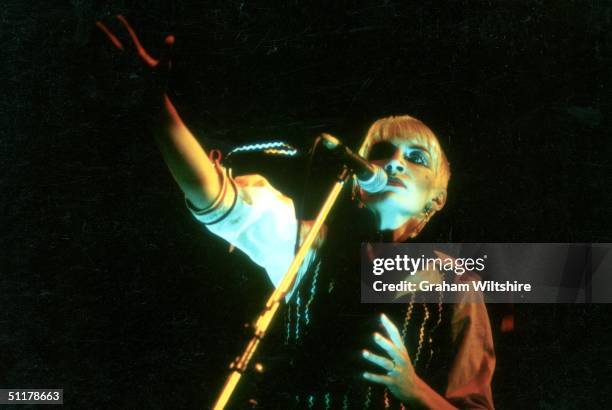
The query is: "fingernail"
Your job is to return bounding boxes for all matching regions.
[362,350,369,357]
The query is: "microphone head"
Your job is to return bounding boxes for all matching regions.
[357,165,388,193]
[321,133,341,150]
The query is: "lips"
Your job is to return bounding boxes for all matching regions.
[387,176,406,188]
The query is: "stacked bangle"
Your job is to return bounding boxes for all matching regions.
[187,163,238,225]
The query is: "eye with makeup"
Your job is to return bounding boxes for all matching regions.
[404,149,429,167]
[368,141,396,161]
[368,141,431,168]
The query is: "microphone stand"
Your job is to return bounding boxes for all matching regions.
[212,165,351,409]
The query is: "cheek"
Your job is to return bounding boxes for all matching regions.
[411,170,434,193]
[419,176,432,192]
[402,174,434,209]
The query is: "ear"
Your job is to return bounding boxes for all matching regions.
[430,189,447,211]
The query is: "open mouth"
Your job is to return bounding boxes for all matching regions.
[387,176,406,188]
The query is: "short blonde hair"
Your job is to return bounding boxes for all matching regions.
[358,115,451,190]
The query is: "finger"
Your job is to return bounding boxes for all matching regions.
[158,35,175,70]
[116,14,158,67]
[380,314,405,351]
[362,349,395,372]
[95,21,124,50]
[363,372,391,386]
[373,333,404,364]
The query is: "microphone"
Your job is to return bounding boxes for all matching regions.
[320,133,388,193]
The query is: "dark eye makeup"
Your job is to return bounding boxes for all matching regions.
[368,141,430,167]
[405,150,429,167]
[368,141,397,160]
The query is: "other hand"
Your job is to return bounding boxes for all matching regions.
[362,313,417,403]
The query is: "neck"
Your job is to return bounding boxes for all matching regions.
[378,216,423,242]
[376,209,409,231]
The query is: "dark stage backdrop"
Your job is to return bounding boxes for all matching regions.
[2,1,611,408]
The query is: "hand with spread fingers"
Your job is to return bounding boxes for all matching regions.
[362,313,418,404]
[95,15,175,98]
[95,15,223,211]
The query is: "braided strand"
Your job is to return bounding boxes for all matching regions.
[414,304,430,366]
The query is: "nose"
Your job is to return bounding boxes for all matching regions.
[384,148,406,175]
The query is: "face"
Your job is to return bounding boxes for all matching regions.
[361,137,442,231]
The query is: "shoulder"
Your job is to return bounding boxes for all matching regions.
[234,174,293,207]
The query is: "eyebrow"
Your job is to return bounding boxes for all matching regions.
[404,144,432,156]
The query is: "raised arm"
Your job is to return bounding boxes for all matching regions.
[156,94,220,210]
[97,16,306,288]
[97,16,219,210]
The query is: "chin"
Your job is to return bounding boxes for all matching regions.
[370,207,412,230]
[365,191,407,207]
[369,199,415,216]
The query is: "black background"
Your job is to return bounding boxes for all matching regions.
[2,1,612,408]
